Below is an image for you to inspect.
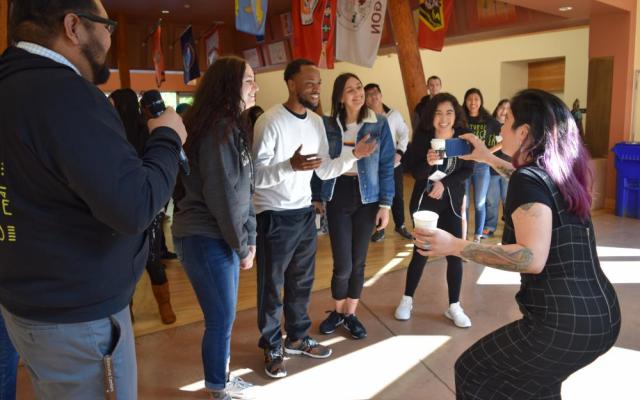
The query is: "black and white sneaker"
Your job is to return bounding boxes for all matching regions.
[284,336,332,358]
[264,347,287,379]
[343,314,367,339]
[319,310,344,334]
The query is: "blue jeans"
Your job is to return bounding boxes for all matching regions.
[175,236,239,390]
[465,163,491,236]
[485,175,508,231]
[0,315,18,400]
[1,305,136,400]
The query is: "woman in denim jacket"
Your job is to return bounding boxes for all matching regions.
[314,73,395,339]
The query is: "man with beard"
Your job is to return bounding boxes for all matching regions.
[0,0,186,398]
[252,59,376,378]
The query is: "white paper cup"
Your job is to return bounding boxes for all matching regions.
[430,138,445,165]
[413,210,439,250]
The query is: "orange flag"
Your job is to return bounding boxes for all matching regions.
[152,23,166,87]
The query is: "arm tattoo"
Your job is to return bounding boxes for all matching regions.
[496,165,515,179]
[520,202,535,211]
[461,243,533,272]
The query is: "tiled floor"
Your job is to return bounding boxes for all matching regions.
[16,212,640,399]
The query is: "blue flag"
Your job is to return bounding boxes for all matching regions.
[180,26,200,84]
[235,0,268,36]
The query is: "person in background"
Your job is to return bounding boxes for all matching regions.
[315,73,395,339]
[172,56,258,400]
[413,75,442,129]
[417,89,620,399]
[395,93,474,327]
[176,102,191,117]
[462,88,501,242]
[109,88,177,325]
[252,59,376,379]
[571,98,585,137]
[242,105,264,148]
[0,0,187,397]
[483,99,511,238]
[365,83,412,242]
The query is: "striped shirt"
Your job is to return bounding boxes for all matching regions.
[16,42,81,76]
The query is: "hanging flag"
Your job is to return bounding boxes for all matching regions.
[151,22,165,87]
[335,0,387,68]
[180,26,201,84]
[235,0,268,36]
[418,0,453,52]
[291,0,336,69]
[203,26,222,66]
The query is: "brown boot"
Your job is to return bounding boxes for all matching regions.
[151,282,176,324]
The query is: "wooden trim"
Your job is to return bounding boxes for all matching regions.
[528,57,565,91]
[0,0,9,53]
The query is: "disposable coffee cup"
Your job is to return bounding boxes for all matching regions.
[430,138,446,165]
[413,210,439,250]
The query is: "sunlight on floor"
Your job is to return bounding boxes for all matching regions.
[363,250,412,288]
[563,346,640,399]
[476,245,640,285]
[250,335,450,400]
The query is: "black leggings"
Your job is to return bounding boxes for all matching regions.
[326,176,379,300]
[404,185,463,304]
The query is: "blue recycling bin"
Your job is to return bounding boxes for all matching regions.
[612,142,640,218]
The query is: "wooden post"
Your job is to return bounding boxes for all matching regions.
[116,13,131,89]
[0,0,9,53]
[387,0,427,122]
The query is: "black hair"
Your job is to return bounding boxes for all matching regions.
[330,73,368,129]
[492,98,510,119]
[10,0,99,45]
[283,59,315,82]
[463,87,491,122]
[417,92,467,138]
[108,89,148,157]
[364,82,390,113]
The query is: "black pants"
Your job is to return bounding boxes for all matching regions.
[404,187,463,304]
[326,176,379,300]
[391,165,405,228]
[146,214,167,285]
[256,207,317,350]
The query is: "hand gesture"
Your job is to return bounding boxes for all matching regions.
[458,134,490,163]
[290,145,323,171]
[413,227,458,257]
[353,134,377,159]
[148,107,187,144]
[375,207,390,231]
[428,181,445,200]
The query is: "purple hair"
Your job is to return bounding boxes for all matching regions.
[510,89,592,219]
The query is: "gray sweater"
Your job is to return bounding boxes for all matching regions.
[172,120,256,258]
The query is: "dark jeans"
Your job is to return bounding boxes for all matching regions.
[391,165,405,228]
[404,190,463,304]
[484,175,508,232]
[146,213,167,285]
[175,236,239,390]
[256,207,317,350]
[0,315,18,400]
[326,175,379,300]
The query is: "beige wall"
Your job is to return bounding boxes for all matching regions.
[255,27,590,127]
[632,5,640,141]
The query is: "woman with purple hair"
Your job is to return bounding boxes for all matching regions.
[415,89,620,399]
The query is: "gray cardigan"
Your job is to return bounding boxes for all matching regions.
[172,120,256,258]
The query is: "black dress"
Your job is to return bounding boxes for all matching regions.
[455,166,621,400]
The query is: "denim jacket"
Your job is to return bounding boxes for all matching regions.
[312,109,395,206]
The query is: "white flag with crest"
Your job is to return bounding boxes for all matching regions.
[336,0,387,68]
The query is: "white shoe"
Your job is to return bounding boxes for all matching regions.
[445,302,472,328]
[226,376,257,400]
[394,295,413,320]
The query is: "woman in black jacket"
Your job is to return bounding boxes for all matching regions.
[395,93,474,328]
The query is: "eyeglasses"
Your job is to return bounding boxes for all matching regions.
[75,12,118,35]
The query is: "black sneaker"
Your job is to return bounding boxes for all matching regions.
[371,229,385,242]
[319,310,344,334]
[264,347,287,379]
[395,225,414,240]
[284,336,332,359]
[343,314,367,339]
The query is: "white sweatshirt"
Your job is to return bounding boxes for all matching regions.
[252,104,357,213]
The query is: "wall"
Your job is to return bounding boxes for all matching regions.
[254,26,590,126]
[633,4,640,142]
[500,61,528,100]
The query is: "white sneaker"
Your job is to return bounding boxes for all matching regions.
[445,302,472,328]
[226,376,257,400]
[394,295,413,320]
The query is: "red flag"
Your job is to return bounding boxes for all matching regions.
[291,0,336,69]
[152,23,165,87]
[418,0,453,52]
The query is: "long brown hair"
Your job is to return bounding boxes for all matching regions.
[183,56,248,156]
[330,73,368,129]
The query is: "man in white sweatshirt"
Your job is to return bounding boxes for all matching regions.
[252,59,376,379]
